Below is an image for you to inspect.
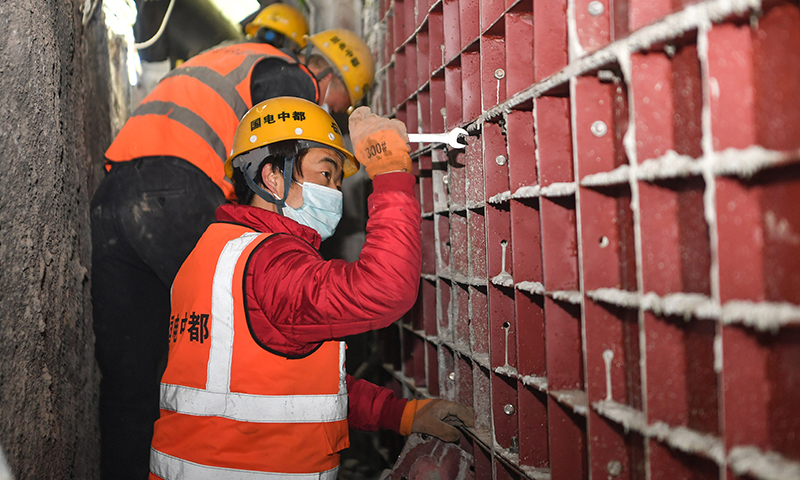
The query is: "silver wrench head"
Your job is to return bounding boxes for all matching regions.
[447,128,468,149]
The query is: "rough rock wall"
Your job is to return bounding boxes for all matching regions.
[0,0,110,478]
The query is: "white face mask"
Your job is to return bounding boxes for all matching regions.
[282,182,343,241]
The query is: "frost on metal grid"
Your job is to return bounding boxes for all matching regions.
[711,145,800,179]
[494,364,518,378]
[636,151,701,181]
[547,290,582,305]
[487,190,511,205]
[521,374,548,392]
[516,281,545,296]
[519,466,552,480]
[551,389,588,415]
[720,300,800,333]
[587,288,641,309]
[728,445,800,480]
[540,182,576,197]
[511,185,541,199]
[581,165,630,187]
[594,400,725,464]
[640,292,718,320]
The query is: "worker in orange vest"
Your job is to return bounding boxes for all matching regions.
[148,97,474,479]
[91,25,375,480]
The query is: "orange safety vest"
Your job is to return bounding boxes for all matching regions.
[105,44,319,200]
[150,223,349,480]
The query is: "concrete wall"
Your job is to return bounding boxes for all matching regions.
[0,0,111,477]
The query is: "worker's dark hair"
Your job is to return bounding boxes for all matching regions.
[306,53,333,77]
[232,140,308,205]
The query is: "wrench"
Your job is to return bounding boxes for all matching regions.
[408,128,468,149]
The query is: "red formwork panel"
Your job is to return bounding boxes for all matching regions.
[533,0,568,82]
[492,373,519,451]
[504,9,534,98]
[369,1,800,478]
[481,34,507,109]
[638,178,711,296]
[429,6,444,70]
[461,47,482,123]
[573,75,628,179]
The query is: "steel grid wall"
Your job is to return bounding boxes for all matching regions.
[364,0,800,478]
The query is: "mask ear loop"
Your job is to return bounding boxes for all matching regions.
[241,154,296,215]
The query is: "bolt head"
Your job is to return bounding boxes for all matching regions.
[591,120,608,137]
[503,404,515,415]
[495,155,507,166]
[442,174,449,186]
[494,68,505,80]
[588,1,605,16]
[607,460,623,476]
[448,372,456,381]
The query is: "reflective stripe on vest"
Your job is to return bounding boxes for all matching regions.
[150,449,338,480]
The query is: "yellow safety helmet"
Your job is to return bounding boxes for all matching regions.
[245,4,309,49]
[225,97,359,181]
[305,29,375,107]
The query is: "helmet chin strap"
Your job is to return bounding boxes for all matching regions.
[243,155,295,214]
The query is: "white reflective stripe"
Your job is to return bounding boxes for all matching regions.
[207,232,261,393]
[151,448,339,480]
[338,342,347,395]
[160,383,348,423]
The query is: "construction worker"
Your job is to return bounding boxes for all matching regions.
[244,3,308,53]
[148,97,474,479]
[91,27,375,480]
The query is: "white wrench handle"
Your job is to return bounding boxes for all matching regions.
[408,133,449,143]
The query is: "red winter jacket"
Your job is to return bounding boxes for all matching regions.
[214,172,422,432]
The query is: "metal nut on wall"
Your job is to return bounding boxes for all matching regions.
[503,404,515,415]
[494,68,505,80]
[588,1,604,16]
[591,120,608,137]
[442,174,449,186]
[607,460,623,477]
[448,372,456,381]
[495,155,507,166]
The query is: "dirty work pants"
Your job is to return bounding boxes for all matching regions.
[90,157,226,480]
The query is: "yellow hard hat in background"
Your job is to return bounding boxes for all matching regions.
[226,97,359,180]
[305,29,375,107]
[245,4,309,49]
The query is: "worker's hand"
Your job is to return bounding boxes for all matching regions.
[348,106,411,178]
[407,399,474,443]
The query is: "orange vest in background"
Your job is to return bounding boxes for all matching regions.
[150,223,349,480]
[105,44,318,200]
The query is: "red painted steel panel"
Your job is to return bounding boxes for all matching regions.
[468,210,487,281]
[406,98,419,139]
[429,7,445,71]
[426,340,440,396]
[518,386,548,467]
[417,30,430,90]
[464,136,485,207]
[404,0,415,39]
[421,218,436,274]
[588,411,644,480]
[506,110,537,191]
[580,186,637,292]
[536,96,573,186]
[420,154,433,212]
[548,398,588,479]
[394,52,407,105]
[461,49,482,123]
[430,74,446,133]
[492,373,518,450]
[405,43,418,99]
[470,286,489,358]
[443,0,461,61]
[413,334,427,386]
[584,300,641,408]
[509,199,541,283]
[644,312,718,434]
[544,299,583,391]
[631,52,674,162]
[515,292,546,378]
[474,443,493,479]
[437,213,451,271]
[451,211,469,276]
[672,44,703,158]
[439,279,452,333]
[481,35,507,109]
[573,0,610,54]
[486,201,516,369]
[504,11,534,98]
[422,279,438,336]
[393,1,406,49]
[574,76,626,179]
[480,0,504,32]
[455,283,470,347]
[450,150,467,208]
[648,440,719,480]
[474,366,493,432]
[540,197,579,292]
[440,345,455,398]
[626,0,672,32]
[533,0,568,82]
[445,61,463,129]
[483,122,510,199]
[638,178,711,296]
[456,356,474,411]
[458,0,480,49]
[758,168,800,304]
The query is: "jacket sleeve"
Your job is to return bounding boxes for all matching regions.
[250,172,422,345]
[346,374,408,432]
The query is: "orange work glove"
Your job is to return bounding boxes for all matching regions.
[348,106,412,178]
[399,398,475,443]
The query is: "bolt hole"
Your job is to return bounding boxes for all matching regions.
[599,236,609,248]
[500,240,508,247]
[502,321,511,329]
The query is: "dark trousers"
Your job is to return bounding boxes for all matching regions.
[90,157,226,480]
